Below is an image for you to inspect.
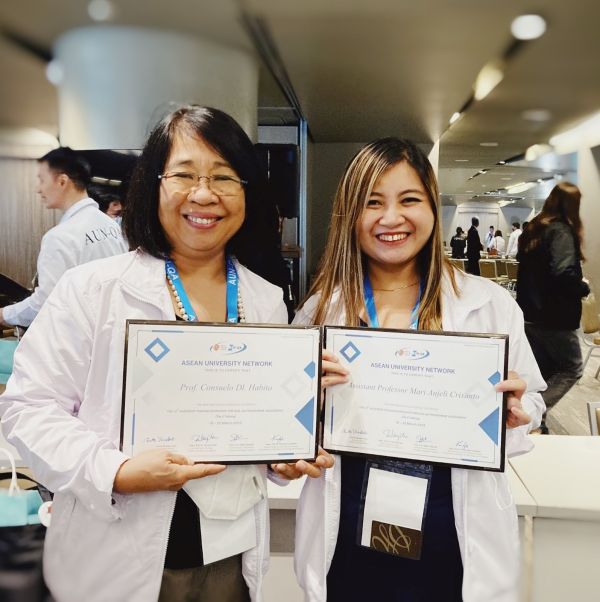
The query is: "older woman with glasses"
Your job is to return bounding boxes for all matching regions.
[0,105,331,602]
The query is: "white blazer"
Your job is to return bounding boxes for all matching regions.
[292,270,546,602]
[0,250,288,602]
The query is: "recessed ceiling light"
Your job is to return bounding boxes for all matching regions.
[455,159,469,162]
[522,108,552,122]
[88,0,115,21]
[480,142,499,147]
[465,190,474,193]
[449,112,461,125]
[500,177,513,181]
[511,14,547,41]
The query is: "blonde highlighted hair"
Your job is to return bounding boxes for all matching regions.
[301,137,456,330]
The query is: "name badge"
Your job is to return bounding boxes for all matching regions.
[359,460,432,560]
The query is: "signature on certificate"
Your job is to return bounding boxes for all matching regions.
[382,429,408,442]
[456,440,470,450]
[192,433,218,443]
[144,435,175,444]
[342,427,368,436]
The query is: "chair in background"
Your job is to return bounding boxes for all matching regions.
[448,258,466,270]
[586,401,600,435]
[479,260,508,285]
[505,261,519,290]
[495,259,508,277]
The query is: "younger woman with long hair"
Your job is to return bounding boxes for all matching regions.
[293,138,545,601]
[517,182,590,433]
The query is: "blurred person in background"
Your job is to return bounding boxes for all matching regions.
[450,226,466,258]
[0,147,127,328]
[465,216,482,275]
[506,222,522,258]
[489,229,506,255]
[517,183,589,434]
[89,183,124,222]
[484,225,495,250]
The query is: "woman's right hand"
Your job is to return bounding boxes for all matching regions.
[113,449,226,494]
[321,349,350,389]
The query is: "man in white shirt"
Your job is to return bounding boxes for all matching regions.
[505,222,522,258]
[0,148,128,328]
[484,225,495,250]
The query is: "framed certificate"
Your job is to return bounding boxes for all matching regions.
[121,321,321,464]
[323,326,508,471]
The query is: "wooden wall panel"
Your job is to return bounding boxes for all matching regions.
[0,158,59,288]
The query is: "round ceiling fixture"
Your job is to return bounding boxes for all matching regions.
[511,15,547,40]
[88,0,115,22]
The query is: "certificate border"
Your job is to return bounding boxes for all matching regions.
[322,325,508,472]
[120,320,322,465]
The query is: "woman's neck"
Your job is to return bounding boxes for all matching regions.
[367,259,420,291]
[169,250,227,283]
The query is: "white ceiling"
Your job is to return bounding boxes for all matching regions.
[0,0,598,204]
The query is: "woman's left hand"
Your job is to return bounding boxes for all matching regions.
[496,370,531,429]
[270,446,334,480]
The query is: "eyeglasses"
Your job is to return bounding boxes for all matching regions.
[158,172,247,196]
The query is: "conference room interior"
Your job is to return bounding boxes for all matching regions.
[0,2,599,601]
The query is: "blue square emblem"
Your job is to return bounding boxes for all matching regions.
[340,341,361,363]
[144,338,170,362]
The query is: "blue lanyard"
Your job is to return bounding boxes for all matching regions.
[363,272,421,330]
[165,255,239,323]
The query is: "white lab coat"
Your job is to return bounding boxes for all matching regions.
[3,197,128,327]
[292,270,546,602]
[0,250,288,602]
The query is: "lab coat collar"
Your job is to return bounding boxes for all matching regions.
[59,197,99,223]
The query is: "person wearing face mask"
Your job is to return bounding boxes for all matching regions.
[0,106,331,602]
[0,148,127,328]
[292,138,545,602]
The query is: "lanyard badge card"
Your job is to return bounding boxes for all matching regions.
[357,459,432,560]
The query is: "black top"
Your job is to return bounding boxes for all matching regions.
[450,235,466,259]
[517,221,589,330]
[326,455,463,601]
[164,315,204,569]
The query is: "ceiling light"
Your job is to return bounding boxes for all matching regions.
[449,112,461,125]
[525,143,553,161]
[474,61,504,101]
[511,15,547,40]
[88,0,115,21]
[506,182,537,193]
[455,159,469,162]
[465,190,474,193]
[480,142,499,147]
[500,177,513,181]
[522,108,552,122]
[45,60,64,86]
[497,160,507,165]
